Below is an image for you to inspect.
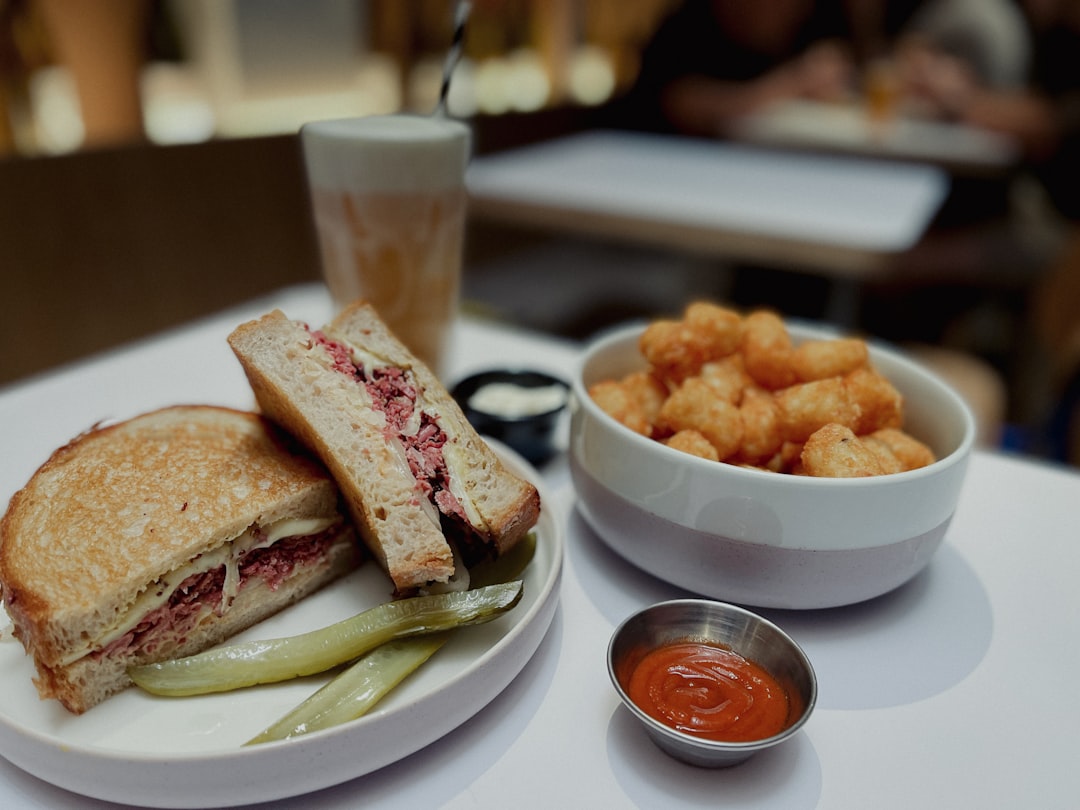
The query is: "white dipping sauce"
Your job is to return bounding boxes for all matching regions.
[468,382,568,418]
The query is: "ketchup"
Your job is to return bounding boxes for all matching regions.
[626,641,793,743]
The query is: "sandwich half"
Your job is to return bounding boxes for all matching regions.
[227,302,541,594]
[0,405,359,714]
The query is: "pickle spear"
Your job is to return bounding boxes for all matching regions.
[245,533,538,744]
[246,635,448,744]
[468,530,537,590]
[128,581,523,697]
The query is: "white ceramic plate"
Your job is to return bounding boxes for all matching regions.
[0,444,562,808]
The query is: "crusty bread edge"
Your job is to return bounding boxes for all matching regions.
[228,311,457,592]
[0,405,346,671]
[32,526,358,714]
[324,301,541,555]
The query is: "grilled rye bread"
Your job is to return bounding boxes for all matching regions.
[228,302,541,594]
[0,405,359,713]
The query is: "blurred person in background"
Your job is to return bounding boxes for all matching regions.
[602,0,1058,450]
[904,0,1080,461]
[894,0,1080,218]
[1006,0,1080,463]
[611,0,855,137]
[896,0,1032,95]
[608,0,928,138]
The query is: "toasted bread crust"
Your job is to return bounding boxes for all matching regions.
[34,530,358,714]
[0,406,348,675]
[228,303,540,592]
[229,311,457,591]
[324,302,541,554]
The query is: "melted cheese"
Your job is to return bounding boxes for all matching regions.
[344,344,442,530]
[60,517,337,666]
[432,404,489,535]
[343,344,489,565]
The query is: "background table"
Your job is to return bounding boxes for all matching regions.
[467,130,950,279]
[729,99,1020,177]
[1,284,1077,809]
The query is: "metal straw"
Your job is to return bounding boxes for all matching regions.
[435,0,472,117]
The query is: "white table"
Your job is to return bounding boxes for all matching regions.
[2,283,1078,809]
[729,99,1020,177]
[466,130,950,278]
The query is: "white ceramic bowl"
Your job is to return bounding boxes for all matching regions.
[570,321,976,609]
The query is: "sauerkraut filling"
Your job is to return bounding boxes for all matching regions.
[310,329,489,565]
[90,525,346,664]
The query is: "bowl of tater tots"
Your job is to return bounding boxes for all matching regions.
[569,301,976,609]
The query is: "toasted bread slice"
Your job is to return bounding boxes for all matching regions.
[0,405,358,713]
[228,303,540,593]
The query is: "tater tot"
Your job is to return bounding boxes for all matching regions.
[592,302,927,478]
[780,440,804,471]
[759,452,786,473]
[791,338,869,382]
[801,423,886,478]
[684,301,743,355]
[736,387,783,463]
[639,302,742,385]
[657,377,743,460]
[759,440,803,473]
[845,367,904,434]
[665,429,721,461]
[638,320,711,385]
[865,427,935,471]
[621,370,668,428]
[861,435,905,474]
[639,319,698,385]
[740,310,796,389]
[699,354,755,404]
[774,377,862,443]
[589,377,661,437]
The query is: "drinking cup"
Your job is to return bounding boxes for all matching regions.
[301,115,471,375]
